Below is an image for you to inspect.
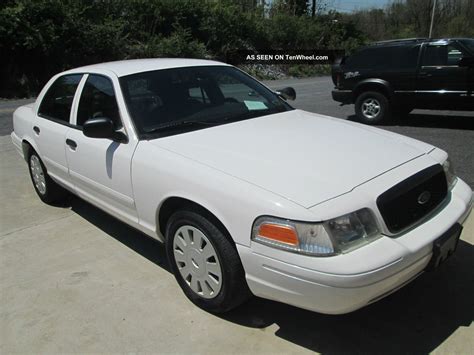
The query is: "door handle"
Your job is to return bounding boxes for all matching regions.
[66,138,77,149]
[419,72,432,77]
[33,126,40,135]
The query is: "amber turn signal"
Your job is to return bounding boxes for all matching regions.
[257,223,299,246]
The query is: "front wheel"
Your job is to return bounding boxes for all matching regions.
[355,91,391,125]
[166,210,251,313]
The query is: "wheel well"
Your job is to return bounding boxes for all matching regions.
[353,83,391,101]
[22,140,33,161]
[158,197,232,243]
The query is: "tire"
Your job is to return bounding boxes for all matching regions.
[166,209,251,313]
[27,150,68,204]
[355,91,391,125]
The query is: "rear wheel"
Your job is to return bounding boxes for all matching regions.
[355,91,391,125]
[27,150,67,204]
[166,210,251,313]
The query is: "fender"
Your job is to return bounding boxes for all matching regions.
[353,78,394,99]
[21,135,41,161]
[155,192,234,243]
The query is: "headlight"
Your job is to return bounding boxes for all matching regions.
[251,208,381,256]
[324,208,381,253]
[442,158,457,190]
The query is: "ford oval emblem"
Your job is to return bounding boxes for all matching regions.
[417,191,431,205]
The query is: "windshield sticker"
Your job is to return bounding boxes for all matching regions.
[244,101,268,110]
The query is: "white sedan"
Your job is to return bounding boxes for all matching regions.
[11,59,473,314]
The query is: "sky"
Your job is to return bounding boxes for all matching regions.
[265,0,395,13]
[328,0,394,13]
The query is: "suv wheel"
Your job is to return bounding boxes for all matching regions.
[166,210,251,313]
[355,91,391,125]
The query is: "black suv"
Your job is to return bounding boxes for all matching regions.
[331,38,474,124]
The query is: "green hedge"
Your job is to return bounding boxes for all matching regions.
[0,0,365,98]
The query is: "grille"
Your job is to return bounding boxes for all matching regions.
[377,164,448,234]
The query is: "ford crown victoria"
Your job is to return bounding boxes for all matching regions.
[11,59,473,314]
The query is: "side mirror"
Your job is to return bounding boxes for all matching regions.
[275,87,296,101]
[83,117,127,142]
[458,56,474,68]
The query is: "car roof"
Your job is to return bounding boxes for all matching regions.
[369,37,473,47]
[63,58,230,77]
[370,38,427,46]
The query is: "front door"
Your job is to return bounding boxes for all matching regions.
[65,74,138,223]
[416,42,470,109]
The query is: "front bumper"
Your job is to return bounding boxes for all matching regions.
[331,89,353,104]
[239,179,473,314]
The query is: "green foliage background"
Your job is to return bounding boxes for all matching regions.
[0,0,365,97]
[1,0,472,97]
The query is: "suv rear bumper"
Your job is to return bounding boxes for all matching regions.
[331,89,352,104]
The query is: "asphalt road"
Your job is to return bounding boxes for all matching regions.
[1,76,473,186]
[1,77,474,353]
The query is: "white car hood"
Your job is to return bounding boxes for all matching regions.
[151,110,434,208]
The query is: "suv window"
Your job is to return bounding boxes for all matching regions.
[397,46,420,68]
[38,74,82,123]
[346,45,419,70]
[447,46,464,65]
[77,75,122,128]
[459,39,474,53]
[422,44,466,66]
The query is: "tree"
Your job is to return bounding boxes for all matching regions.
[271,0,309,16]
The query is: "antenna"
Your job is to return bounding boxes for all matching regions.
[429,0,437,38]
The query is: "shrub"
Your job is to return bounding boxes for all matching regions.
[0,0,365,98]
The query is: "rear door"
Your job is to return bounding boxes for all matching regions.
[35,74,83,190]
[65,73,139,223]
[416,41,470,108]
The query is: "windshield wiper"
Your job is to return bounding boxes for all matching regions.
[143,107,288,138]
[148,113,252,134]
[144,120,219,135]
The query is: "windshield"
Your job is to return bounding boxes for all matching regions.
[120,65,293,137]
[459,39,474,54]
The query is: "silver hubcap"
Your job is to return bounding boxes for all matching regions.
[173,225,222,299]
[361,98,381,119]
[30,155,46,195]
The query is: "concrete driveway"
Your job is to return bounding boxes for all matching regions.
[1,78,474,353]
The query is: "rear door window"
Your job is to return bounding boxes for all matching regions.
[346,46,419,70]
[38,74,82,123]
[397,46,420,68]
[422,45,448,66]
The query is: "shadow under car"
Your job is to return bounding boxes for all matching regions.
[66,195,474,354]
